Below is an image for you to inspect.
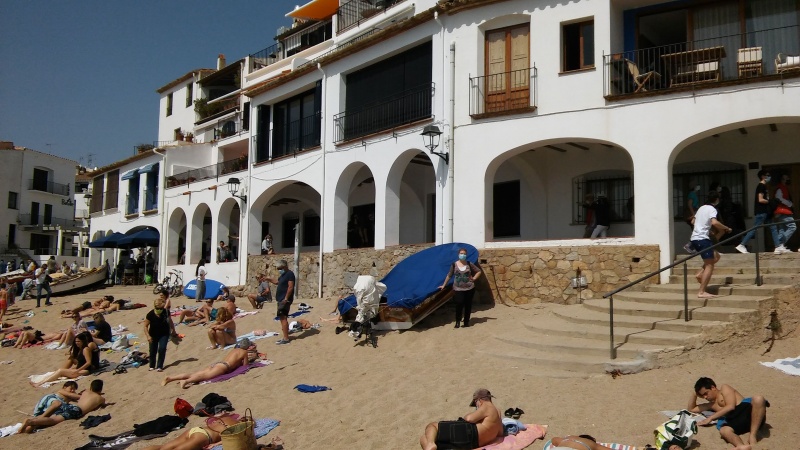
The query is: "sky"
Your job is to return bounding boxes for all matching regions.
[1,0,299,168]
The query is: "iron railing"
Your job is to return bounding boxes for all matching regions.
[166,157,249,188]
[604,25,800,97]
[337,0,404,34]
[333,82,433,143]
[19,247,60,256]
[273,112,322,158]
[283,20,332,58]
[28,179,70,196]
[573,176,633,224]
[18,214,80,228]
[152,140,175,148]
[125,193,139,216]
[214,114,245,141]
[143,188,158,212]
[250,42,285,72]
[104,190,119,210]
[469,66,537,117]
[602,218,800,360]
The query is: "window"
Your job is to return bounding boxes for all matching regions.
[43,204,53,224]
[672,169,746,220]
[185,84,193,107]
[493,181,520,238]
[127,177,140,215]
[303,212,320,246]
[484,24,530,113]
[30,202,40,225]
[32,168,49,192]
[7,191,18,209]
[90,177,104,213]
[563,20,594,71]
[272,83,321,158]
[7,224,16,248]
[105,170,119,210]
[572,174,633,224]
[166,93,173,116]
[282,214,300,249]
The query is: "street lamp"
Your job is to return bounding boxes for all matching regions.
[421,124,447,164]
[227,178,247,203]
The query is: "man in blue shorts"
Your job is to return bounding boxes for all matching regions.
[689,377,769,449]
[246,274,272,309]
[264,260,295,345]
[690,191,732,299]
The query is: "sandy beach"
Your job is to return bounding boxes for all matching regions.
[0,284,798,450]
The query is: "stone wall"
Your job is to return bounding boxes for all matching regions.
[240,244,660,305]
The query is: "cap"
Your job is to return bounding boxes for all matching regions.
[469,388,493,407]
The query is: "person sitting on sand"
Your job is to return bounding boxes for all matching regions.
[20,379,108,433]
[162,342,255,389]
[140,414,243,450]
[289,318,319,332]
[207,308,236,349]
[89,313,113,346]
[55,310,89,350]
[420,388,503,450]
[247,274,272,309]
[34,331,100,386]
[177,299,213,326]
[14,328,64,348]
[32,381,81,416]
[688,377,769,450]
[549,435,618,450]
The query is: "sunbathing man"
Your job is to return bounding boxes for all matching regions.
[420,388,503,450]
[60,301,94,318]
[162,342,255,389]
[20,379,108,433]
[549,435,617,450]
[14,328,64,348]
[140,414,241,450]
[33,381,81,416]
[689,377,769,450]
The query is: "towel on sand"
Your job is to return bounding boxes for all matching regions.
[222,331,279,349]
[543,439,636,450]
[295,384,331,393]
[199,361,271,384]
[207,418,281,450]
[273,310,309,321]
[761,354,800,376]
[29,372,85,388]
[482,424,546,450]
[233,310,259,319]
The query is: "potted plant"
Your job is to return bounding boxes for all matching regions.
[185,132,194,142]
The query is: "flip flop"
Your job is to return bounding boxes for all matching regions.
[512,408,524,419]
[504,408,515,418]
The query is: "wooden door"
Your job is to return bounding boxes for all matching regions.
[485,25,529,113]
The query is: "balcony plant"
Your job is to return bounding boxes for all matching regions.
[194,98,225,120]
[184,132,194,142]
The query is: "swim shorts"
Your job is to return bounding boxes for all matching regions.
[717,397,768,434]
[256,294,272,304]
[691,239,715,260]
[435,420,479,449]
[276,300,291,317]
[55,403,83,420]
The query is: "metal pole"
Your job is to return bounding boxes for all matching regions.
[683,262,689,322]
[755,250,761,286]
[294,222,301,296]
[609,295,616,360]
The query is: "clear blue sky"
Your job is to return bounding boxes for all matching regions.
[1,0,299,168]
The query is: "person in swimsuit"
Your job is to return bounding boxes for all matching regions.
[420,388,503,450]
[689,377,769,450]
[14,328,63,348]
[161,346,251,389]
[140,414,240,450]
[33,331,100,386]
[0,283,8,326]
[549,435,617,450]
[207,307,236,349]
[20,379,108,433]
[32,381,80,416]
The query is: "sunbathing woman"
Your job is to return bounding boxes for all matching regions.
[33,331,100,386]
[207,308,236,349]
[60,301,93,318]
[14,328,63,348]
[54,310,89,350]
[177,298,213,325]
[140,414,241,450]
[162,345,252,389]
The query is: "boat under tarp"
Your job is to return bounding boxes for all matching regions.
[337,243,479,330]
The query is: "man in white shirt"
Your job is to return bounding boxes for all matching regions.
[35,264,53,307]
[690,191,732,299]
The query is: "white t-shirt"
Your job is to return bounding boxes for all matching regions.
[35,267,47,285]
[197,266,206,281]
[691,204,718,241]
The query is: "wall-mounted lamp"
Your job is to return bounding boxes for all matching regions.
[421,124,447,164]
[83,193,92,207]
[227,178,247,203]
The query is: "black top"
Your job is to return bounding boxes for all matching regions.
[754,183,770,215]
[146,309,172,338]
[95,321,112,343]
[77,346,100,371]
[275,270,296,303]
[594,197,612,226]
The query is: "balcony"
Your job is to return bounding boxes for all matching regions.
[166,157,249,189]
[333,83,433,143]
[337,0,404,34]
[604,25,800,99]
[195,95,240,125]
[248,19,332,73]
[469,66,537,118]
[28,179,70,196]
[214,113,248,141]
[18,214,80,229]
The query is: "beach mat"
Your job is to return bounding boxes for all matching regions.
[200,361,271,384]
[74,432,170,450]
[543,440,636,450]
[761,354,800,375]
[207,418,280,450]
[29,372,85,388]
[481,424,547,450]
[222,331,279,350]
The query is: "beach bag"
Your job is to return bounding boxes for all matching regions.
[111,336,129,351]
[220,408,257,450]
[654,410,697,450]
[174,398,194,419]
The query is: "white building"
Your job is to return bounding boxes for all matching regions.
[0,141,84,261]
[92,0,800,291]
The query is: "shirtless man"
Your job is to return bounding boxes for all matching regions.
[420,388,503,450]
[689,377,769,450]
[20,379,108,433]
[161,345,252,389]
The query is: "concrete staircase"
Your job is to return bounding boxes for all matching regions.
[486,253,800,377]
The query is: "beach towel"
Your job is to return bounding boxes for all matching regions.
[274,310,309,321]
[233,310,259,319]
[542,440,636,450]
[482,424,546,449]
[29,372,85,388]
[199,361,271,384]
[0,423,21,438]
[222,331,279,349]
[294,384,331,393]
[80,414,111,429]
[207,418,281,450]
[760,354,800,376]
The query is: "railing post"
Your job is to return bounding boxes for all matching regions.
[755,249,761,286]
[609,295,616,360]
[683,261,689,322]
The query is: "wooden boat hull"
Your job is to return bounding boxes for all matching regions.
[48,266,108,297]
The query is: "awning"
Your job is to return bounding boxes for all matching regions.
[286,0,338,20]
[88,232,126,248]
[121,169,139,180]
[139,162,160,174]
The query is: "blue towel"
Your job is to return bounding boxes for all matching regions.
[273,310,309,321]
[295,384,331,393]
[208,418,280,450]
[502,418,527,436]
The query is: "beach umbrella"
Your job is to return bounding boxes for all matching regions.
[88,232,126,248]
[116,228,160,249]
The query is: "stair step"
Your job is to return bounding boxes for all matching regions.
[479,347,649,374]
[676,253,800,265]
[495,332,673,359]
[615,291,769,309]
[667,274,797,286]
[522,315,698,346]
[552,306,718,333]
[673,266,800,275]
[652,282,787,297]
[582,299,757,321]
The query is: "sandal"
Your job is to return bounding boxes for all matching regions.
[504,408,515,418]
[512,408,524,420]
[113,365,128,375]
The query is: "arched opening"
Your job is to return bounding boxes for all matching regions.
[386,150,436,246]
[334,163,375,249]
[248,181,322,254]
[216,199,241,263]
[168,208,187,265]
[190,204,212,263]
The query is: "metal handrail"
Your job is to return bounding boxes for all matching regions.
[602,218,800,359]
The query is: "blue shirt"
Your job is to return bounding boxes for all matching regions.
[275,270,295,304]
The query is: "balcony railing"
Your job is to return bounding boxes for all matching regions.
[283,20,332,58]
[604,25,800,98]
[214,114,247,141]
[333,82,433,143]
[250,42,285,72]
[337,0,404,34]
[125,193,139,216]
[28,179,70,196]
[469,66,537,117]
[166,157,249,188]
[18,214,80,228]
[19,247,59,256]
[104,190,118,210]
[274,112,322,158]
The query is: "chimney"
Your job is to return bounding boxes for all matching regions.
[0,141,14,150]
[217,54,226,70]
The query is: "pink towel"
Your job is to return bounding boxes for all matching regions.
[200,361,271,384]
[480,424,547,450]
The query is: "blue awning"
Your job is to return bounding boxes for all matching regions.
[139,162,159,174]
[121,169,139,180]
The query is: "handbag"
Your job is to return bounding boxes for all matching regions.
[654,410,697,450]
[173,398,194,419]
[220,408,257,450]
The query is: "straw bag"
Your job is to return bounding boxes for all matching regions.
[220,408,257,450]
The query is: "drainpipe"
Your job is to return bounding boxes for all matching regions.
[317,63,327,298]
[447,41,456,243]
[152,147,167,282]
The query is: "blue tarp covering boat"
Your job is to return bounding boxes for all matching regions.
[337,243,479,319]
